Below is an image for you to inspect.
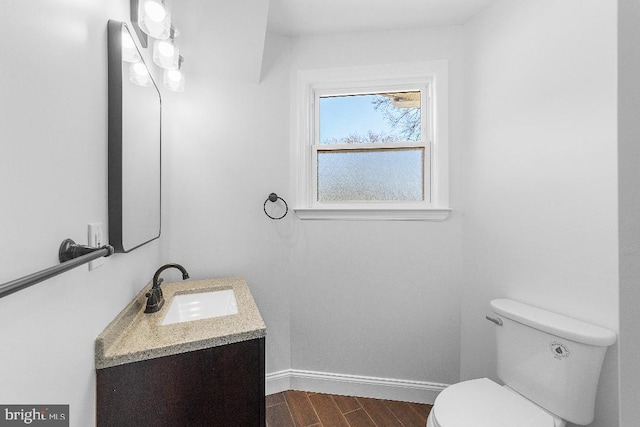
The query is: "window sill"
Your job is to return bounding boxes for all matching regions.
[293,207,452,221]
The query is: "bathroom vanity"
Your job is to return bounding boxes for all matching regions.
[95,277,266,426]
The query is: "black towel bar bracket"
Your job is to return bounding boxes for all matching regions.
[0,239,115,299]
[264,193,288,220]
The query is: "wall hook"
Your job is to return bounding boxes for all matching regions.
[264,193,288,220]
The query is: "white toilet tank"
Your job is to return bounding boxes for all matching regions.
[490,299,616,426]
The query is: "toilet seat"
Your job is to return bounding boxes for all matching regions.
[429,378,559,427]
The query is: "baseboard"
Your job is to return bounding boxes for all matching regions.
[266,369,449,404]
[265,370,292,396]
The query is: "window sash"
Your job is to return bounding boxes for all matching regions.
[315,146,426,203]
[312,86,432,207]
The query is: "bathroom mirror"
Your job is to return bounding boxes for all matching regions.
[107,20,161,252]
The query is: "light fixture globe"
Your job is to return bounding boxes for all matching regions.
[163,69,185,92]
[138,0,171,39]
[153,39,179,69]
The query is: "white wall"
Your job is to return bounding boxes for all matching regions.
[461,1,619,426]
[287,27,465,387]
[162,31,294,375]
[161,22,466,393]
[0,1,163,426]
[163,25,466,395]
[618,0,640,425]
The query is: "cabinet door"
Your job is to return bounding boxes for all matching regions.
[97,338,265,426]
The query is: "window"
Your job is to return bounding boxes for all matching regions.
[293,62,451,220]
[316,90,427,203]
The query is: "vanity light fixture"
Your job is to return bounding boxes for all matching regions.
[130,0,186,92]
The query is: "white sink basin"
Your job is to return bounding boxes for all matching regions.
[162,289,238,325]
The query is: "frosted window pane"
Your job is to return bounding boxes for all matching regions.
[319,92,421,144]
[317,148,424,202]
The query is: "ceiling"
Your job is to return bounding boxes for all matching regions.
[169,0,497,83]
[267,0,498,37]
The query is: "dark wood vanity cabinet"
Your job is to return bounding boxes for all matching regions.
[96,337,265,427]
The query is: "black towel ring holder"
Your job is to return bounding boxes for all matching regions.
[264,193,288,220]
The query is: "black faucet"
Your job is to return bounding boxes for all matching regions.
[144,263,190,313]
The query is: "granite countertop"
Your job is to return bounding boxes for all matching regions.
[95,277,266,369]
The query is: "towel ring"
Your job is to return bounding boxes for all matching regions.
[264,193,288,220]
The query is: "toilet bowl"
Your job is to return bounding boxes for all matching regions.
[426,378,564,427]
[425,299,616,427]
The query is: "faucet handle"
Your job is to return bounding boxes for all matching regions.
[144,286,165,313]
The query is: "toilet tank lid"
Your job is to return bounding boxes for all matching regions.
[490,299,616,346]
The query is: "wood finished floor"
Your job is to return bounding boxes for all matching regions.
[266,391,432,427]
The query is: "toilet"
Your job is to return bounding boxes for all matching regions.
[427,299,616,427]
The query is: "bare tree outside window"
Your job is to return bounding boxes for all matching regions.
[371,92,421,141]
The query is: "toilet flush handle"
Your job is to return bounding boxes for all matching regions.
[485,315,503,326]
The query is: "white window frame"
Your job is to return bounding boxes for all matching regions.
[292,61,451,221]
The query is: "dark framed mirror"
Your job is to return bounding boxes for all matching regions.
[107,20,161,252]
